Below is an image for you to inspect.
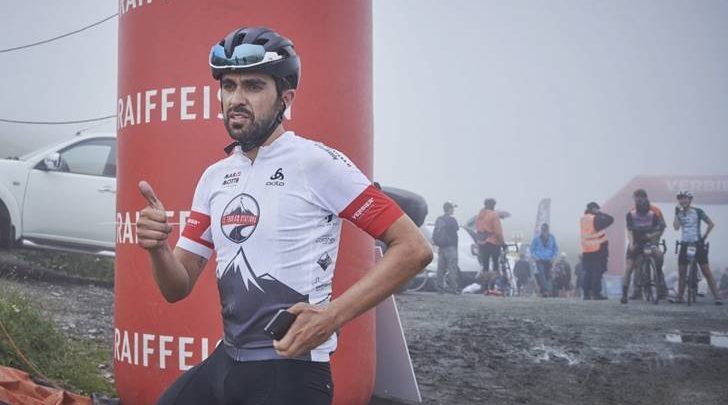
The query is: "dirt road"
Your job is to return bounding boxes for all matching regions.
[395,292,728,405]
[2,247,728,404]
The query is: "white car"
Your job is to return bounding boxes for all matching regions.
[0,132,116,255]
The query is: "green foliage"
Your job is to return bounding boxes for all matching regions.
[0,288,115,396]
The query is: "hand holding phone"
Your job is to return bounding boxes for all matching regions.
[264,309,297,341]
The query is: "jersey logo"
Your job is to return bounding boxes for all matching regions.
[270,168,284,180]
[317,252,333,271]
[266,168,285,186]
[222,171,241,187]
[220,193,260,243]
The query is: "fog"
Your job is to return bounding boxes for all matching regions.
[1,0,727,265]
[373,0,728,259]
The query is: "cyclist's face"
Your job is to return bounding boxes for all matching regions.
[220,72,284,141]
[678,197,691,208]
[633,195,648,207]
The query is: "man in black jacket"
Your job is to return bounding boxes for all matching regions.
[513,253,533,296]
[433,202,460,294]
[580,202,614,300]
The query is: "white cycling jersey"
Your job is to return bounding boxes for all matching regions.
[177,131,402,362]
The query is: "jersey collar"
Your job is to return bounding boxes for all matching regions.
[224,131,295,157]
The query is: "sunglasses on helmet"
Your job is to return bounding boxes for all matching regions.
[209,43,283,70]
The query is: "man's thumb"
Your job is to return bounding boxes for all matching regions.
[138,180,165,210]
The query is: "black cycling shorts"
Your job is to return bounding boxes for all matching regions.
[156,344,333,405]
[678,242,709,266]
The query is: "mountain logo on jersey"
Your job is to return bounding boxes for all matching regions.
[221,193,260,243]
[219,247,263,290]
[218,247,309,346]
[317,252,332,271]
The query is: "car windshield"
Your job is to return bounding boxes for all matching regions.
[17,135,78,161]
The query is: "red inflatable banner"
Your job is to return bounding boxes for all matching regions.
[115,1,374,404]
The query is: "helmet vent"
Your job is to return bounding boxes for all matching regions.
[253,38,269,46]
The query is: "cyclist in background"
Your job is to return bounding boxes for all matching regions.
[673,191,722,305]
[622,189,666,304]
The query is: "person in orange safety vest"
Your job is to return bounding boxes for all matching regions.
[580,202,614,300]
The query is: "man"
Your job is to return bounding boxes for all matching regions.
[475,198,504,275]
[673,191,722,305]
[432,201,460,294]
[136,27,432,405]
[553,253,572,297]
[580,202,614,300]
[574,255,584,298]
[530,223,558,297]
[513,253,532,296]
[719,267,728,299]
[622,189,666,304]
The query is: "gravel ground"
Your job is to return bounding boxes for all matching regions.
[2,248,728,404]
[395,291,728,405]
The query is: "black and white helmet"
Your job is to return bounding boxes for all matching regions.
[676,190,694,199]
[209,26,300,89]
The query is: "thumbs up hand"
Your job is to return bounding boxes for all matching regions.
[137,180,173,250]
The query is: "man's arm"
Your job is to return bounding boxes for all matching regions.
[703,216,715,241]
[493,215,504,244]
[626,213,635,250]
[274,214,432,358]
[594,212,614,231]
[673,207,681,231]
[647,214,666,241]
[551,236,559,260]
[137,181,208,303]
[146,245,208,303]
[655,209,667,237]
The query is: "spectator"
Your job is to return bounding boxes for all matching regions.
[720,267,728,299]
[580,202,614,301]
[476,198,504,276]
[574,255,584,298]
[432,202,460,294]
[513,253,533,296]
[530,223,559,297]
[553,253,572,297]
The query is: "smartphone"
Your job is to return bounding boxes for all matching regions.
[264,309,297,340]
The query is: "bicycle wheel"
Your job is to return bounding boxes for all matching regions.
[687,261,698,306]
[644,259,659,304]
[407,272,431,292]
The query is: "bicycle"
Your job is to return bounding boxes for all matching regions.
[635,240,666,305]
[675,241,709,306]
[497,243,519,296]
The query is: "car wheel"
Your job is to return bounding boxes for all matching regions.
[0,201,13,249]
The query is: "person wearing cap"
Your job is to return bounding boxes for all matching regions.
[432,202,460,294]
[580,202,614,300]
[137,26,432,405]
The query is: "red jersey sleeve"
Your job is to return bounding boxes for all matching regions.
[339,185,404,239]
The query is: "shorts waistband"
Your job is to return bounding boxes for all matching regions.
[222,343,330,362]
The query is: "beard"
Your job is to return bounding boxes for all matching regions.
[636,200,650,214]
[224,102,280,152]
